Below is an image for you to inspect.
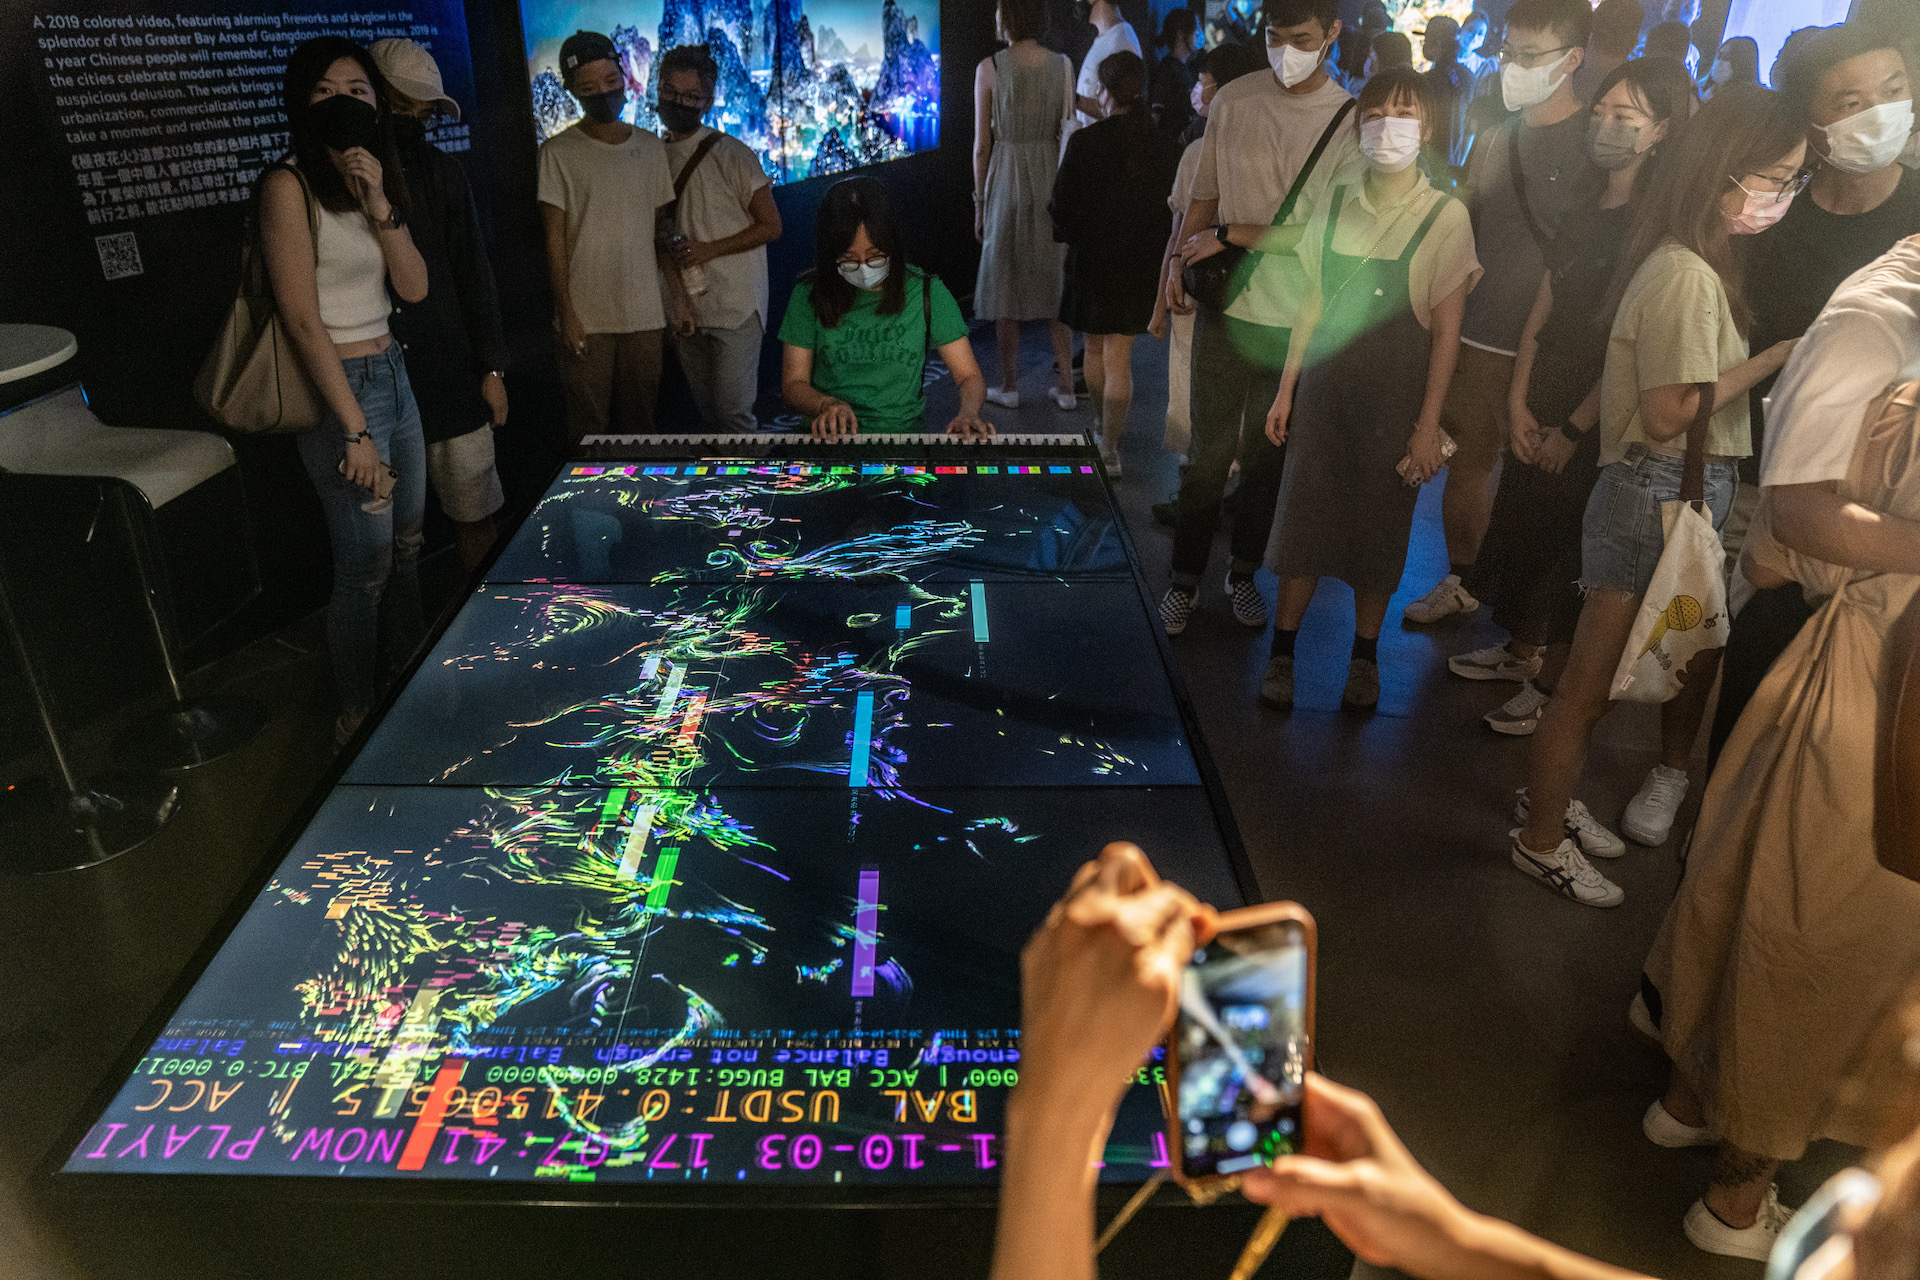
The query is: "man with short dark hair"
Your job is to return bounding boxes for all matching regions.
[1406,0,1591,627]
[1366,30,1414,77]
[1570,0,1644,104]
[1710,20,1920,768]
[1160,0,1360,637]
[655,43,783,434]
[538,30,678,443]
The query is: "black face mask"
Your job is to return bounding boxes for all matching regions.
[392,114,428,148]
[1072,0,1092,22]
[307,92,379,152]
[577,88,626,125]
[655,100,705,136]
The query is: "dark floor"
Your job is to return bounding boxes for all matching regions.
[0,326,1853,1279]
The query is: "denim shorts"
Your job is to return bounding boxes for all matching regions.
[1579,445,1737,598]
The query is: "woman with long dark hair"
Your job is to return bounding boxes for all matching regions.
[260,36,429,742]
[779,177,990,436]
[1050,51,1182,474]
[1509,83,1808,909]
[1454,58,1696,748]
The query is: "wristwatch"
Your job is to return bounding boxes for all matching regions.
[1213,224,1231,245]
[343,430,371,444]
[1557,420,1584,443]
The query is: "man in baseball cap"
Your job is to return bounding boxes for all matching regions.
[369,38,511,571]
[369,36,461,119]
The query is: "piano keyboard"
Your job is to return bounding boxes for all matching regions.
[581,432,1091,453]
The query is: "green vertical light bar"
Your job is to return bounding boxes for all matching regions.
[970,581,990,643]
[645,848,680,911]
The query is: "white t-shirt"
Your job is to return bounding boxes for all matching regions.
[1761,237,1920,488]
[1076,21,1142,126]
[537,123,674,335]
[1190,71,1358,330]
[664,127,773,332]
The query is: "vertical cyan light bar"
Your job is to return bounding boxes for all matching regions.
[849,691,876,787]
[970,581,989,643]
[894,603,911,630]
[851,865,880,998]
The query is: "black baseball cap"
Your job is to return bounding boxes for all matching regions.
[559,30,618,79]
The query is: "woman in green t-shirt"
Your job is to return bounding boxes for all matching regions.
[779,177,992,437]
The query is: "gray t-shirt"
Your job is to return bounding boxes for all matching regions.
[1459,111,1591,354]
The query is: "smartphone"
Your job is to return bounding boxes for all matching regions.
[338,458,398,500]
[1168,902,1316,1193]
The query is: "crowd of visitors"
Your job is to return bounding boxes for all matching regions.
[239,0,1920,1268]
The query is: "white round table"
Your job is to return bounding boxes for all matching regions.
[0,324,78,385]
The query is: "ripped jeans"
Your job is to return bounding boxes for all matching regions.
[295,343,427,717]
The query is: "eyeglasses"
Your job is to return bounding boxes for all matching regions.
[1731,169,1814,205]
[838,253,889,268]
[658,88,706,107]
[1495,44,1572,67]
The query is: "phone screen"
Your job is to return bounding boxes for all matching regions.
[1175,919,1309,1179]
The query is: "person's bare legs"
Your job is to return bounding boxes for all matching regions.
[1276,576,1318,631]
[996,318,1021,394]
[1659,649,1724,770]
[1098,333,1136,448]
[1442,455,1502,569]
[1704,1145,1784,1228]
[1049,321,1074,401]
[453,518,496,574]
[1518,589,1641,852]
[1083,336,1107,432]
[1354,590,1391,641]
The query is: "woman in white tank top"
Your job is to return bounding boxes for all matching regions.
[260,37,431,741]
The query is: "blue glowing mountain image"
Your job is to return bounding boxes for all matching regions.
[522,0,940,184]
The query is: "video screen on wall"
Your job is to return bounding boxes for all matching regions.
[518,0,939,183]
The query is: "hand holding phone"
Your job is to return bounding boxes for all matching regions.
[1170,902,1316,1193]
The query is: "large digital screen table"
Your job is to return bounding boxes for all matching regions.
[54,436,1254,1195]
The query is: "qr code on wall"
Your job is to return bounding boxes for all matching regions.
[95,231,144,281]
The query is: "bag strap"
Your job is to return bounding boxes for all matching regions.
[1505,124,1551,253]
[922,269,933,357]
[1681,381,1715,508]
[673,131,724,199]
[1271,99,1356,231]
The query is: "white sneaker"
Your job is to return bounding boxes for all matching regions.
[1403,574,1479,624]
[1512,789,1626,858]
[1683,1185,1792,1261]
[1160,587,1196,636]
[1627,992,1661,1046]
[1225,574,1266,628]
[985,387,1019,409]
[1509,830,1625,907]
[1053,390,1078,411]
[1622,765,1689,846]
[1484,680,1550,735]
[1642,1098,1713,1148]
[1448,643,1541,682]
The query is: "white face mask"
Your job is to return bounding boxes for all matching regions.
[1360,116,1423,172]
[1270,38,1327,89]
[1817,98,1916,174]
[1501,49,1571,112]
[838,257,890,289]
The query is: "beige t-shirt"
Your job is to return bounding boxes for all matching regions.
[665,127,773,332]
[1287,178,1481,370]
[537,123,674,335]
[1190,72,1358,330]
[1169,136,1203,215]
[1600,240,1752,465]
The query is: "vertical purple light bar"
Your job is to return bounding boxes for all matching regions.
[851,864,880,998]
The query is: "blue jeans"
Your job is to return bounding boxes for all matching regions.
[295,343,427,716]
[1580,445,1737,598]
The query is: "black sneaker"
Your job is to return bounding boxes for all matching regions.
[1152,500,1177,529]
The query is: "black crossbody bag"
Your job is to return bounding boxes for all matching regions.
[1181,98,1355,313]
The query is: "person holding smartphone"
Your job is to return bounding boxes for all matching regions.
[991,842,1920,1280]
[260,36,429,744]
